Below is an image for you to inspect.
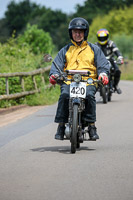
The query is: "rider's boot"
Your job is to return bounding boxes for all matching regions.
[109,82,114,93]
[114,71,122,94]
[88,123,99,141]
[55,123,65,140]
[114,85,122,94]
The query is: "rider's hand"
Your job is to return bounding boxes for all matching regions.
[49,74,59,85]
[98,73,109,85]
[117,56,124,64]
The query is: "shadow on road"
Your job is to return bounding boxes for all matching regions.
[30,146,95,154]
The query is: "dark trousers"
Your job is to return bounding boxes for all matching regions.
[55,83,97,124]
[112,62,121,86]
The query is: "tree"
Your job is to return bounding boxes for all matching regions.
[1,0,133,51]
[18,24,54,54]
[5,0,40,35]
[0,19,10,43]
[88,5,133,58]
[3,0,69,50]
[37,9,68,49]
[89,5,133,38]
[74,0,133,24]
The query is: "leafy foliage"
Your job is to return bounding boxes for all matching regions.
[5,0,40,35]
[18,24,54,54]
[88,6,133,58]
[0,31,54,108]
[1,0,68,50]
[89,6,133,37]
[0,0,133,50]
[0,18,10,43]
[0,37,43,73]
[74,0,133,24]
[37,9,69,50]
[112,34,133,59]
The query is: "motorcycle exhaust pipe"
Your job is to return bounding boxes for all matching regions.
[65,123,71,139]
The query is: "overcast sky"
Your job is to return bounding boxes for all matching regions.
[0,0,86,19]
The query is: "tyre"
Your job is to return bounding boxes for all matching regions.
[101,86,108,104]
[71,104,78,154]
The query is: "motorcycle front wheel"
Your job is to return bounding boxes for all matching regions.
[101,86,108,104]
[71,104,78,154]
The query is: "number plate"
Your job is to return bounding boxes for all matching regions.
[70,82,86,98]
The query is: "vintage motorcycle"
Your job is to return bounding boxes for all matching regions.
[106,57,122,102]
[44,54,102,154]
[98,57,122,103]
[97,82,109,104]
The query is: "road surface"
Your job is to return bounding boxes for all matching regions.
[0,80,133,200]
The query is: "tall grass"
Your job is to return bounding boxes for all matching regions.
[25,85,60,106]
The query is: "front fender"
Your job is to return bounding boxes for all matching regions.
[72,98,81,105]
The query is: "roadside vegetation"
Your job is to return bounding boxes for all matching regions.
[0,25,56,108]
[0,0,132,108]
[120,60,133,81]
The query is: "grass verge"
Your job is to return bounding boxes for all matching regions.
[120,60,133,81]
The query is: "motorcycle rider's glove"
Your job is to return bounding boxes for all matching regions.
[117,56,124,64]
[49,74,59,85]
[98,73,109,85]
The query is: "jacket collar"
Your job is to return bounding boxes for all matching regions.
[71,40,88,48]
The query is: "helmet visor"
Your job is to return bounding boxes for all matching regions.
[98,36,108,42]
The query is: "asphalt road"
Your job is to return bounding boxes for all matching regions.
[0,80,133,200]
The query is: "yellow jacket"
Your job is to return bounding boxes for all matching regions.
[65,40,97,83]
[50,40,110,84]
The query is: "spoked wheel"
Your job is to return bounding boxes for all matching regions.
[71,104,78,154]
[101,86,108,104]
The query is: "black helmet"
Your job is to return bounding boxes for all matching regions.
[68,17,89,41]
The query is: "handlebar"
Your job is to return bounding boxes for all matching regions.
[45,55,103,85]
[114,60,122,65]
[106,57,123,65]
[65,70,91,75]
[56,73,102,86]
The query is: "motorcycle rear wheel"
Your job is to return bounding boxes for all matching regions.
[71,104,78,154]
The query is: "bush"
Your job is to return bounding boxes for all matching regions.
[18,24,54,54]
[0,32,54,108]
[0,36,44,73]
[89,5,133,38]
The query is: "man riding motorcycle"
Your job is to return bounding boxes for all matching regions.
[49,17,110,141]
[96,28,124,94]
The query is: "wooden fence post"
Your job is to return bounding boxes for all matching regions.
[20,76,25,92]
[0,65,51,101]
[6,77,9,95]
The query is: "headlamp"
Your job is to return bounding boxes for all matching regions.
[73,74,82,83]
[87,78,93,84]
